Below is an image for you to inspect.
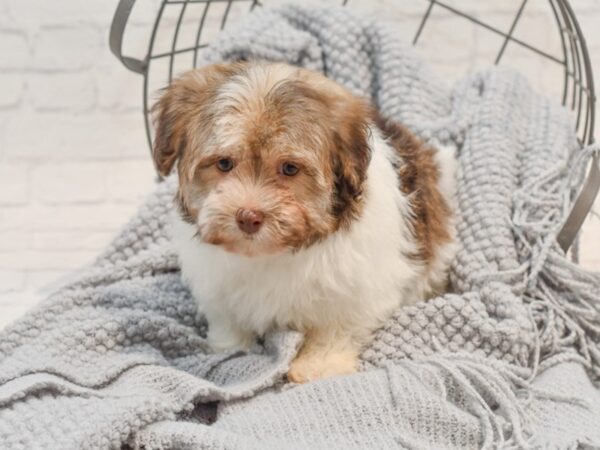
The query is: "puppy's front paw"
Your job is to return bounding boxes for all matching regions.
[287,350,357,383]
[207,323,255,353]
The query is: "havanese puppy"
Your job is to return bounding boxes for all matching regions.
[152,61,457,383]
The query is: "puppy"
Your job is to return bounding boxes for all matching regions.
[152,61,457,383]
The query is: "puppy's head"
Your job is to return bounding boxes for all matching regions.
[153,61,371,256]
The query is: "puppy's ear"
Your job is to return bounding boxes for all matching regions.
[330,97,372,222]
[151,63,241,177]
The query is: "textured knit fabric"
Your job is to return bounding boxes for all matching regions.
[2,4,600,449]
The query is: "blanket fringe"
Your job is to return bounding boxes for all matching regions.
[403,354,531,449]
[396,353,592,450]
[512,143,600,379]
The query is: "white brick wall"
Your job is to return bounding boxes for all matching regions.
[1,0,599,330]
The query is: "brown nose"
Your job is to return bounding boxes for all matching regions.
[236,208,264,234]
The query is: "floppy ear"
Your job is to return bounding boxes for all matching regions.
[330,96,373,221]
[151,63,242,177]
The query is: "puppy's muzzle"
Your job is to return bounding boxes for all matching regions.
[236,208,264,234]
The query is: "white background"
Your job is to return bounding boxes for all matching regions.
[1,0,599,329]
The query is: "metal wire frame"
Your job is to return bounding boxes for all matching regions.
[109,0,598,251]
[412,0,596,145]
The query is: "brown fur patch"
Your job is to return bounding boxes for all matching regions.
[375,113,452,266]
[329,97,372,229]
[151,63,244,178]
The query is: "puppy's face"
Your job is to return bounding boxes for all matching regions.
[153,62,371,256]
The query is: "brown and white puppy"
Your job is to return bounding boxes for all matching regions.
[153,61,457,383]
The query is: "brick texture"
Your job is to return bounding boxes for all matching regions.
[0,163,30,205]
[0,0,599,330]
[0,31,29,70]
[0,74,26,108]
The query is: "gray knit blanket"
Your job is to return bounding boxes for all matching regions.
[2,4,600,449]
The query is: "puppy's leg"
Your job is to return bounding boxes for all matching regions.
[206,310,255,352]
[287,329,360,383]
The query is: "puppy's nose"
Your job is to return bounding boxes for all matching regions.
[236,208,264,234]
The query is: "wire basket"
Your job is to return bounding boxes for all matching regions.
[109,0,598,252]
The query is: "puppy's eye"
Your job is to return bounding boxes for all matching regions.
[281,162,299,176]
[216,158,234,172]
